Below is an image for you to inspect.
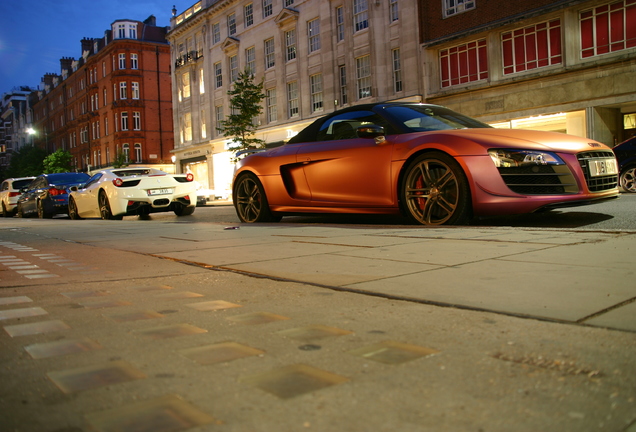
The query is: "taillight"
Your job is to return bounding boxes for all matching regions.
[186,173,194,182]
[113,178,124,187]
[8,192,20,197]
[48,187,65,196]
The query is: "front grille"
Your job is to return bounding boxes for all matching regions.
[577,151,618,192]
[498,165,577,195]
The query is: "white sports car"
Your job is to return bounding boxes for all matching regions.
[68,168,197,220]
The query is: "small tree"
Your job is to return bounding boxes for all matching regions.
[112,151,129,169]
[219,70,266,153]
[42,149,73,173]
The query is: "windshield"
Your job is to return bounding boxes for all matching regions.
[48,173,90,185]
[12,179,33,189]
[384,105,491,132]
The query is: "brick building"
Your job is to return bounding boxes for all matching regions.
[30,16,175,173]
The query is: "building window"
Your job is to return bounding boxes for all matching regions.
[440,39,488,87]
[444,0,475,18]
[133,112,141,130]
[308,18,321,53]
[229,55,238,81]
[390,0,399,21]
[336,7,345,42]
[119,82,127,99]
[502,20,561,75]
[134,144,142,163]
[580,1,636,58]
[121,112,129,131]
[356,55,372,99]
[129,25,137,39]
[392,48,403,92]
[118,24,126,39]
[285,0,294,5]
[263,0,273,17]
[201,109,207,138]
[287,81,299,118]
[130,53,138,69]
[265,38,276,69]
[105,118,108,135]
[215,105,224,134]
[339,65,348,105]
[132,82,139,99]
[102,61,106,77]
[245,3,254,27]
[245,46,256,74]
[354,0,369,32]
[212,22,221,44]
[228,13,236,36]
[266,88,277,123]
[103,88,107,106]
[285,29,297,61]
[184,113,192,142]
[119,53,126,69]
[199,68,205,94]
[122,144,130,162]
[214,62,223,88]
[182,72,191,98]
[310,74,323,112]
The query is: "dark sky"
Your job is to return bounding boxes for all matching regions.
[0,0,194,92]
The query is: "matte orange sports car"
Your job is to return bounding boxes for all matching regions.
[232,103,619,225]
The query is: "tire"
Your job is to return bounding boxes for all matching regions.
[1,202,9,217]
[401,152,472,225]
[99,192,123,220]
[620,167,636,193]
[37,200,53,219]
[233,173,281,223]
[173,203,195,216]
[68,197,83,220]
[16,203,26,218]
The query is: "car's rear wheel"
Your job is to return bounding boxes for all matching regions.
[37,200,53,219]
[16,203,26,218]
[68,197,83,220]
[233,173,281,223]
[173,203,195,216]
[401,152,471,225]
[99,192,123,220]
[1,202,10,217]
[620,166,636,193]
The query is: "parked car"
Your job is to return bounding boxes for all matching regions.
[232,102,620,225]
[612,136,636,193]
[0,177,35,217]
[16,173,90,218]
[68,167,197,220]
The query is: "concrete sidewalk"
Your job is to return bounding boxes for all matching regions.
[1,219,635,432]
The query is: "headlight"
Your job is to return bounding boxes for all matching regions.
[488,149,565,168]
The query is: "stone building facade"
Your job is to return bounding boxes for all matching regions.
[30,16,175,173]
[167,0,421,196]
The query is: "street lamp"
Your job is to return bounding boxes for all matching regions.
[26,127,36,145]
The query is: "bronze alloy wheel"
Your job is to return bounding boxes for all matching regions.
[233,173,280,223]
[402,152,471,225]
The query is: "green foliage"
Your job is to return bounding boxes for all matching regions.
[4,145,47,178]
[112,151,129,169]
[219,70,266,152]
[42,149,73,173]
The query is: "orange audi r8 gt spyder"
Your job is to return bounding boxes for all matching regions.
[232,103,619,225]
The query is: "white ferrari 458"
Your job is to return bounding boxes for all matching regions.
[68,168,197,220]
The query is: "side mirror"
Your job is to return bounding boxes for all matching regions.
[70,186,79,192]
[357,125,386,144]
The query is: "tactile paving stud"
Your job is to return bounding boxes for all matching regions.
[240,364,349,399]
[348,340,440,364]
[106,310,165,322]
[277,325,352,342]
[0,296,33,306]
[0,307,48,321]
[226,311,290,325]
[181,341,264,365]
[133,323,207,339]
[47,360,146,394]
[85,394,215,432]
[4,319,70,337]
[185,300,242,311]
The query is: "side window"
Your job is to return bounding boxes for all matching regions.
[1,182,7,191]
[315,110,392,141]
[83,173,103,189]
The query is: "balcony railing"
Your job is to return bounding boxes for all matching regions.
[175,50,203,69]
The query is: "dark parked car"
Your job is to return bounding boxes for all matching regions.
[17,172,90,218]
[613,137,636,193]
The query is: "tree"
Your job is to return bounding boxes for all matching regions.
[42,149,73,173]
[219,70,266,152]
[112,151,129,169]
[5,145,47,178]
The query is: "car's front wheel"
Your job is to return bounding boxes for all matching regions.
[233,173,281,223]
[99,192,123,220]
[620,166,636,193]
[401,152,471,225]
[37,200,53,219]
[68,197,83,220]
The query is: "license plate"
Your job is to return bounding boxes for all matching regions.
[588,158,618,177]
[147,188,173,196]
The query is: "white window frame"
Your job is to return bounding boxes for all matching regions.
[310,74,323,112]
[308,18,321,53]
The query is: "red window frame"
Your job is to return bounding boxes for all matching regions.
[580,0,636,58]
[502,19,562,75]
[440,39,488,88]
